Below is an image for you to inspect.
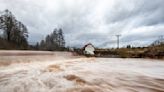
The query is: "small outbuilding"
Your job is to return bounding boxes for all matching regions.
[82,43,95,56]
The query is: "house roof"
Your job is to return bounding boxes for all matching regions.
[82,43,95,50]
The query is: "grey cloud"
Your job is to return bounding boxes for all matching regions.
[0,0,164,48]
[105,0,164,24]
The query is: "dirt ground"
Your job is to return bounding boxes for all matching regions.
[0,50,164,92]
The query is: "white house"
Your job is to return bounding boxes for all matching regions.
[82,43,95,55]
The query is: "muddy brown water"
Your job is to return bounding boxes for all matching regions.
[0,51,164,92]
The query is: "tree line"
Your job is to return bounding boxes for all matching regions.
[34,28,65,51]
[0,9,28,49]
[0,9,66,50]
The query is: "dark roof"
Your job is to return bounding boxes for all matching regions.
[82,43,95,50]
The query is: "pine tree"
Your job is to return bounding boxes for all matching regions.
[39,28,66,51]
[40,40,45,50]
[0,9,16,41]
[0,9,28,49]
[58,28,65,48]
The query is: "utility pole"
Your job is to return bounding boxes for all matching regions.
[116,35,121,49]
[159,35,164,45]
[159,35,164,40]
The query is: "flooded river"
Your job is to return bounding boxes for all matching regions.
[0,51,164,92]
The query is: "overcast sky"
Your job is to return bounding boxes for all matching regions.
[0,0,164,48]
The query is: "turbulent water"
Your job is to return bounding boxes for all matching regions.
[0,51,164,92]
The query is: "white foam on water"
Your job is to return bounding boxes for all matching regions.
[0,52,164,92]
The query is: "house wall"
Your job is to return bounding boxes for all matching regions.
[84,45,95,55]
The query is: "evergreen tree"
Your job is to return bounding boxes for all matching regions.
[58,28,65,48]
[0,9,28,49]
[0,9,16,41]
[39,28,66,51]
[40,40,45,50]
